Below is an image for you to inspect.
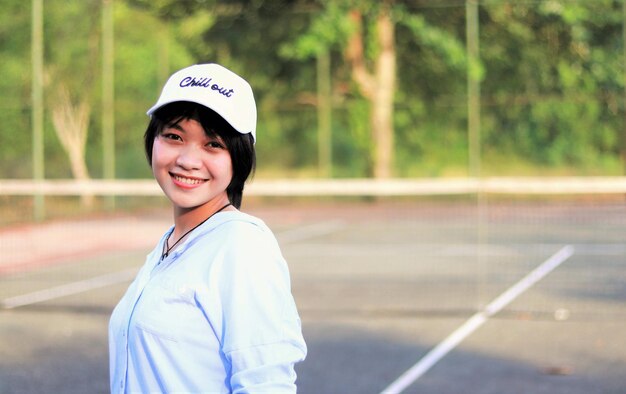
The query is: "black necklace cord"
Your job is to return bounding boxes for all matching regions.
[161,203,232,260]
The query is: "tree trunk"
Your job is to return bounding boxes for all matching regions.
[372,8,396,179]
[346,6,396,179]
[51,85,94,208]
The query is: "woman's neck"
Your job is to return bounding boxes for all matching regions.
[172,197,232,239]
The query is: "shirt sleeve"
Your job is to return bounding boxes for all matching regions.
[213,222,307,393]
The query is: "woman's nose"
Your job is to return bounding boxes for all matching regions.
[175,145,202,170]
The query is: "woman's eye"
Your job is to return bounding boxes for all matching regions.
[206,141,224,149]
[162,133,182,141]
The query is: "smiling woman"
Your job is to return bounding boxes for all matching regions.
[108,63,307,393]
[145,98,256,211]
[150,115,234,217]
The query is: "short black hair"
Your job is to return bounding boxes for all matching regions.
[144,101,256,209]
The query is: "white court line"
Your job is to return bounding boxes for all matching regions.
[1,220,345,309]
[380,245,575,394]
[2,268,139,309]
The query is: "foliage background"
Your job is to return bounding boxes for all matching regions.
[0,0,624,181]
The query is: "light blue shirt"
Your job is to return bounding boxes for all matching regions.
[109,211,307,393]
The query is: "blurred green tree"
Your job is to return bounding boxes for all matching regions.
[480,0,623,172]
[0,0,34,178]
[0,0,624,181]
[280,0,469,178]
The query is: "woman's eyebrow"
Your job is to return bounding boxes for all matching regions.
[166,122,185,132]
[207,133,225,143]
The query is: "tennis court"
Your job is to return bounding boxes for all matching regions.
[1,195,625,393]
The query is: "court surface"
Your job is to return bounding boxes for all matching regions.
[1,198,625,393]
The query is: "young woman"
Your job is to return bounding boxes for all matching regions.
[109,63,307,393]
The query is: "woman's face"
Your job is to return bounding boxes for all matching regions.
[151,118,233,213]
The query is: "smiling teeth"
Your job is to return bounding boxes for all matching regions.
[174,175,203,185]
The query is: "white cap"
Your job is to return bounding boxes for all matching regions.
[147,63,257,142]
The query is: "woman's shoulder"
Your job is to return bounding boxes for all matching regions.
[213,211,273,237]
[209,212,287,272]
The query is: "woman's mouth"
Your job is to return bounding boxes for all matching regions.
[171,173,207,188]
